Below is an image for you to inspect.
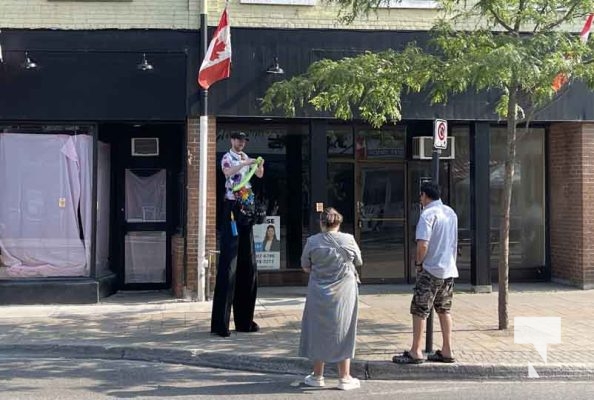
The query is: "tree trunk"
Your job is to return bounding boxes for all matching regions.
[498,93,518,330]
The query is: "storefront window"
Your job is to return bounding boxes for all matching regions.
[356,127,406,160]
[0,125,95,279]
[216,123,310,270]
[327,127,354,158]
[450,127,471,274]
[490,127,545,271]
[328,163,355,234]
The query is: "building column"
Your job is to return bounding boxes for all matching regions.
[186,117,218,298]
[549,123,594,289]
[470,122,492,292]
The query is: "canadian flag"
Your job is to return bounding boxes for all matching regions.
[198,8,231,89]
[552,13,594,92]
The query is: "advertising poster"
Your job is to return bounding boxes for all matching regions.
[253,216,281,270]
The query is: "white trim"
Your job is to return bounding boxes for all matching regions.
[240,0,316,5]
[197,116,209,302]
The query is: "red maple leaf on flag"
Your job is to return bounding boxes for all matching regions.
[210,38,227,61]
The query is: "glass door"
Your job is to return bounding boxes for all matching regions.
[123,168,168,286]
[356,163,406,281]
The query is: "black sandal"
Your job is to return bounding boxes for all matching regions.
[427,350,455,363]
[392,351,425,364]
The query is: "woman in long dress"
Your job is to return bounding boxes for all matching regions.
[299,207,363,391]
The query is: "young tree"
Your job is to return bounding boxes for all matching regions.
[262,0,594,329]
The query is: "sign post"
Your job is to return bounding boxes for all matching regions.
[433,119,448,150]
[431,119,447,186]
[426,119,448,355]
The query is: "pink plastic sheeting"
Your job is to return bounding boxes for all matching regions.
[0,134,93,277]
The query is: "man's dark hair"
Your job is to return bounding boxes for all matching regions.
[420,182,441,201]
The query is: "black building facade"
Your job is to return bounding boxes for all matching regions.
[0,26,591,304]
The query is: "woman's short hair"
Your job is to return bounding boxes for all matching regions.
[320,207,343,229]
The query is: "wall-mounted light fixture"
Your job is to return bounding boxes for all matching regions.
[266,57,284,75]
[137,53,154,71]
[22,52,38,70]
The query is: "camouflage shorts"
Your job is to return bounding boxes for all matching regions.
[410,269,454,318]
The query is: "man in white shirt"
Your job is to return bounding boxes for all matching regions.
[393,182,458,364]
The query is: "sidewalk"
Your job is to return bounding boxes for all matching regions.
[0,283,593,381]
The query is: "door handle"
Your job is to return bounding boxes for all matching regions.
[357,201,364,215]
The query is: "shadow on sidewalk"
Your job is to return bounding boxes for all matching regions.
[0,357,301,397]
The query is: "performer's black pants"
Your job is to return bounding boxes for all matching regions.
[211,200,258,334]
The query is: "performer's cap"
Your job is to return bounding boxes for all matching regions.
[230,131,249,141]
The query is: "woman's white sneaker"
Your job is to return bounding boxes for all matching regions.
[337,377,360,390]
[304,374,325,387]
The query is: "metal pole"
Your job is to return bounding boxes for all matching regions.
[426,148,441,354]
[196,0,208,302]
[431,149,440,186]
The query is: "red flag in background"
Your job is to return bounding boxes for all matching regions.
[198,8,231,89]
[551,72,568,91]
[552,13,594,92]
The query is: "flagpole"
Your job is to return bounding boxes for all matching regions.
[197,0,208,302]
[0,30,4,64]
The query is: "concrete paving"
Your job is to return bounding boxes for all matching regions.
[0,283,593,381]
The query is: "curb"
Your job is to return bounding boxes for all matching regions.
[1,344,593,381]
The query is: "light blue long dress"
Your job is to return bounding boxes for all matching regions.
[298,231,363,363]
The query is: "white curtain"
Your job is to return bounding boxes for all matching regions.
[125,231,166,283]
[125,169,166,222]
[0,133,92,277]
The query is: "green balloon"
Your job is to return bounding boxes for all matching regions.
[232,156,263,191]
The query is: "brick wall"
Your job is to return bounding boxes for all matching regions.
[171,233,185,298]
[581,124,594,289]
[0,0,438,31]
[223,1,438,30]
[1,1,586,31]
[219,0,589,31]
[186,117,218,298]
[549,123,594,289]
[0,0,198,29]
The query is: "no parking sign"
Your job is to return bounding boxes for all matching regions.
[433,119,448,150]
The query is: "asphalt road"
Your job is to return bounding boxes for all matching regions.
[0,356,593,399]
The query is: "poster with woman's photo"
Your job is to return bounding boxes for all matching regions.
[253,216,281,270]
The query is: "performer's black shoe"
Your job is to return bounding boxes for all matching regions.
[236,322,259,333]
[211,329,231,337]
